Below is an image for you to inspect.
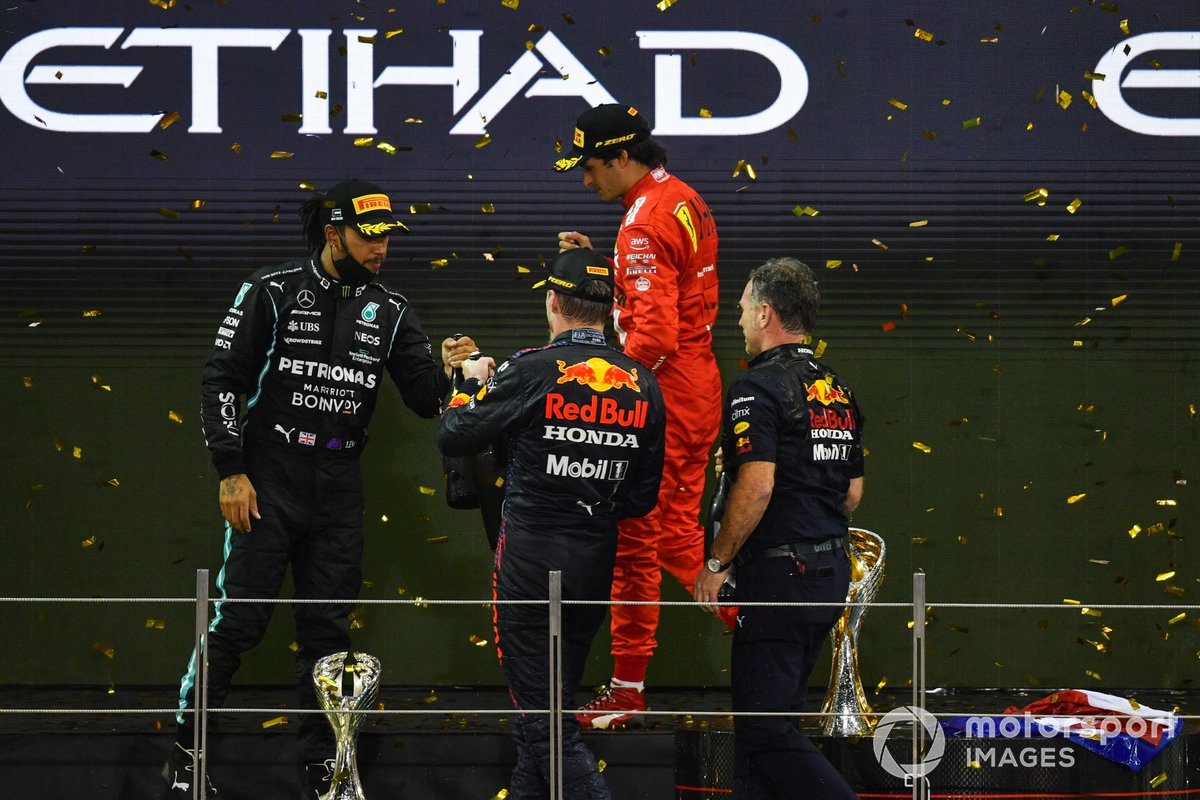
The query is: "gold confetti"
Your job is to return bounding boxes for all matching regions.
[418,486,436,496]
[82,535,97,548]
[92,641,115,659]
[145,619,166,630]
[385,29,404,38]
[888,98,908,110]
[909,219,928,227]
[1128,524,1142,539]
[72,446,82,459]
[469,634,489,647]
[168,410,184,424]
[349,619,365,630]
[353,137,375,147]
[914,28,934,42]
[491,790,509,800]
[1150,773,1168,789]
[792,206,819,217]
[957,535,968,544]
[426,535,450,544]
[731,159,757,180]
[475,134,492,149]
[1066,198,1082,214]
[430,258,449,269]
[1172,242,1182,261]
[376,141,398,156]
[962,117,981,129]
[1111,294,1128,308]
[911,537,928,545]
[288,641,300,653]
[158,111,180,129]
[920,130,937,141]
[230,142,242,153]
[280,113,302,123]
[314,91,328,99]
[262,716,288,729]
[825,260,842,270]
[1119,19,1131,34]
[105,478,120,488]
[1024,187,1049,203]
[1067,493,1086,504]
[158,208,179,220]
[423,689,438,703]
[1169,613,1186,626]
[269,151,294,159]
[1157,571,1176,582]
[1081,607,1102,617]
[410,203,433,214]
[1157,499,1177,506]
[912,442,932,454]
[656,0,680,9]
[1081,90,1097,109]
[1063,598,1081,605]
[1057,90,1073,110]
[23,376,34,389]
[481,204,496,214]
[698,108,712,118]
[871,239,888,250]
[598,45,612,57]
[80,309,103,318]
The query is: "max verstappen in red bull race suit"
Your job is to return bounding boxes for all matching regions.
[165,180,478,799]
[554,103,725,728]
[438,249,666,799]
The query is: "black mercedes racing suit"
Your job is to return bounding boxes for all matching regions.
[437,327,666,800]
[177,255,449,761]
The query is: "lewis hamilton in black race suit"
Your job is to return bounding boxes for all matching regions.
[165,180,478,799]
[438,248,666,799]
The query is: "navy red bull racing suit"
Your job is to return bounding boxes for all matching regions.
[438,327,666,799]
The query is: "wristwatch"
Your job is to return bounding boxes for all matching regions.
[706,557,731,574]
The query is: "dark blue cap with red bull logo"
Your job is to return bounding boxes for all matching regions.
[533,248,615,299]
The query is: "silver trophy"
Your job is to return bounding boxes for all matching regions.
[313,651,382,800]
[821,528,886,736]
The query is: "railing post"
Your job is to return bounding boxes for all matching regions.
[548,570,564,800]
[193,569,209,800]
[912,571,927,800]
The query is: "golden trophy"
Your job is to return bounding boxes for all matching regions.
[821,528,885,736]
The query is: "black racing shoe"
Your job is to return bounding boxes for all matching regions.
[161,742,220,799]
[304,758,338,800]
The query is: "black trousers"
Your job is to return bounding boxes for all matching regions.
[176,444,364,762]
[731,548,859,800]
[494,526,613,800]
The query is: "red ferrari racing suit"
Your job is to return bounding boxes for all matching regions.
[609,166,723,678]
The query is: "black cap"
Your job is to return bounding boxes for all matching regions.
[533,249,615,299]
[323,180,409,236]
[552,103,651,173]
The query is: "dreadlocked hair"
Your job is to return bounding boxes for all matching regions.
[299,194,330,251]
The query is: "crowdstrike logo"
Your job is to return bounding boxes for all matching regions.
[0,27,808,136]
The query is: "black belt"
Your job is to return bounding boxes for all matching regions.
[735,537,845,567]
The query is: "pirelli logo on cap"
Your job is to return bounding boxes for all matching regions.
[352,193,391,214]
[573,128,585,147]
[586,266,609,276]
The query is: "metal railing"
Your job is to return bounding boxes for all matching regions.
[3,573,1198,800]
